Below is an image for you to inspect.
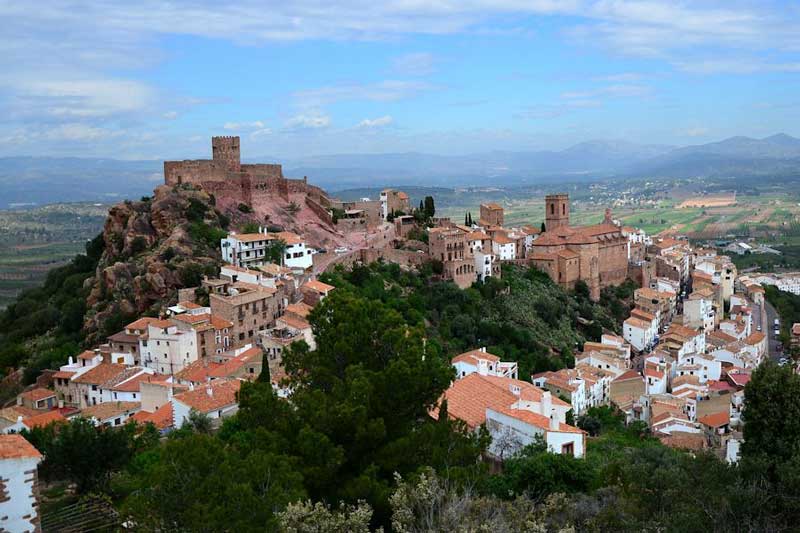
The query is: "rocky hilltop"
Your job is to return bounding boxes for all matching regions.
[82,184,227,344]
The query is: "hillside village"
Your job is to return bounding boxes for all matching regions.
[3,136,800,531]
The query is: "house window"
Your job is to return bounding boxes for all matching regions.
[561,442,574,455]
[114,417,121,426]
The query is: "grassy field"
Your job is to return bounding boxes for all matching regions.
[0,203,108,309]
[440,189,800,243]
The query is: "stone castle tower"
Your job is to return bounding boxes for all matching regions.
[211,136,241,172]
[545,193,570,231]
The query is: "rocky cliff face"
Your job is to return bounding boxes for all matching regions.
[83,184,226,343]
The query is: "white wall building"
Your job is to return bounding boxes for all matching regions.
[0,435,43,533]
[492,236,516,261]
[141,320,200,376]
[624,317,656,352]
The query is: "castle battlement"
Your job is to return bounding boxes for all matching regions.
[164,136,288,203]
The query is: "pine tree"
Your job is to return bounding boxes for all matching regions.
[257,352,270,383]
[541,221,546,233]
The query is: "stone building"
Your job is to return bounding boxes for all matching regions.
[429,226,476,288]
[479,203,504,227]
[530,194,628,299]
[210,282,283,347]
[380,189,411,219]
[164,136,289,204]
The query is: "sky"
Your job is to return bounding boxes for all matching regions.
[2,1,800,160]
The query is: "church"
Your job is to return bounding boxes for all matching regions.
[530,194,629,300]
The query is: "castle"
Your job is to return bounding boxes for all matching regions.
[530,194,628,300]
[164,136,290,204]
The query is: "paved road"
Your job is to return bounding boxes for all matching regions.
[764,300,784,361]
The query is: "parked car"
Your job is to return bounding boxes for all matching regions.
[334,246,348,254]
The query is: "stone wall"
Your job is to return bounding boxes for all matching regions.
[305,196,333,226]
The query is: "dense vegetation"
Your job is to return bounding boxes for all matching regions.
[17,263,800,531]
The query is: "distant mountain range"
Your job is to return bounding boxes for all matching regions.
[4,133,800,208]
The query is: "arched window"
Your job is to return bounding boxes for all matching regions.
[550,203,555,215]
[562,204,566,215]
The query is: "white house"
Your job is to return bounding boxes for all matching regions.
[684,296,715,333]
[434,373,585,459]
[140,320,200,376]
[0,435,43,533]
[491,234,516,261]
[451,348,518,380]
[221,230,313,271]
[473,250,497,283]
[171,379,242,428]
[624,316,656,352]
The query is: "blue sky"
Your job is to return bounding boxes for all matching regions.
[2,1,800,159]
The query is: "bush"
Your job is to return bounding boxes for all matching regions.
[130,236,148,256]
[238,203,253,213]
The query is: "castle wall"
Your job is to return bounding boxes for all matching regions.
[597,239,629,287]
[305,196,334,226]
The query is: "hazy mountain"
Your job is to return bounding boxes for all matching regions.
[629,133,800,177]
[3,134,800,207]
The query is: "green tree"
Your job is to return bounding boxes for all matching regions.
[266,238,287,265]
[23,418,157,494]
[423,196,435,218]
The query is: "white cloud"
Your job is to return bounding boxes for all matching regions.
[285,113,331,129]
[294,80,436,107]
[392,52,436,76]
[8,79,155,119]
[163,111,178,119]
[357,115,393,128]
[223,120,266,131]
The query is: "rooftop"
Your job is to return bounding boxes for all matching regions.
[80,401,140,421]
[173,379,242,413]
[0,434,42,460]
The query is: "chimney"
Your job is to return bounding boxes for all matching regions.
[549,409,559,431]
[480,347,487,353]
[17,415,23,425]
[542,391,552,417]
[206,386,213,397]
[58,399,64,409]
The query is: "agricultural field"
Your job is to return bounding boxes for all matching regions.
[0,203,108,309]
[438,185,800,243]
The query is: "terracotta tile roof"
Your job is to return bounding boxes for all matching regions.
[208,347,262,378]
[177,301,203,309]
[112,372,167,393]
[286,302,313,318]
[492,234,514,245]
[614,370,643,382]
[24,410,67,429]
[131,403,173,430]
[668,324,700,339]
[171,313,209,325]
[624,317,651,329]
[492,406,584,434]
[644,367,664,379]
[659,431,706,451]
[698,411,730,428]
[150,319,174,329]
[744,332,766,345]
[451,349,501,366]
[274,231,304,245]
[708,330,738,344]
[0,406,39,423]
[173,379,242,413]
[77,350,97,360]
[232,232,271,243]
[52,370,76,380]
[175,359,222,383]
[0,434,42,460]
[303,280,335,293]
[630,308,656,322]
[19,388,56,402]
[80,401,140,421]
[432,373,566,429]
[278,314,311,331]
[125,317,159,331]
[108,331,141,343]
[467,231,488,241]
[727,372,751,387]
[72,363,128,385]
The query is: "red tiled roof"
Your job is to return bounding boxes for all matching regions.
[451,349,501,366]
[303,280,335,293]
[131,403,173,430]
[208,347,262,378]
[614,370,643,382]
[698,411,730,428]
[0,434,42,460]
[20,388,56,402]
[173,379,241,413]
[125,317,159,331]
[278,314,311,331]
[77,350,97,360]
[80,401,140,421]
[52,370,76,380]
[24,410,66,429]
[72,363,128,385]
[175,360,222,383]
